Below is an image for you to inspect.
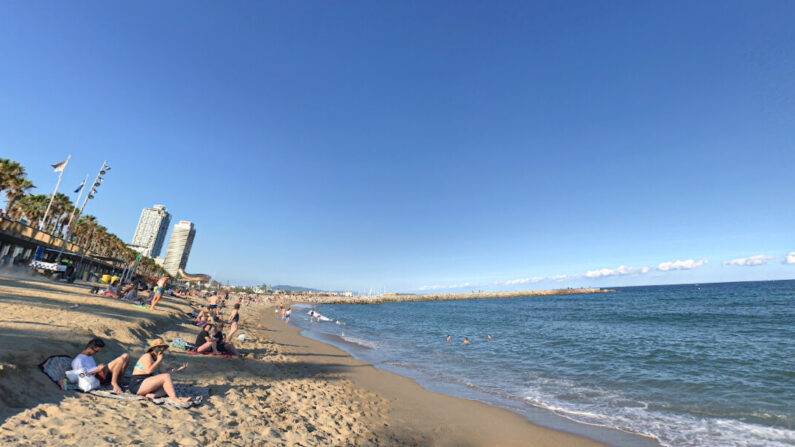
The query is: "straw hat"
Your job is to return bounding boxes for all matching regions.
[147,339,169,352]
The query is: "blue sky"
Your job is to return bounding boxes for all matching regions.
[2,1,793,292]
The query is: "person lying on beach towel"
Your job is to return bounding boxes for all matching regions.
[72,337,130,394]
[129,339,191,407]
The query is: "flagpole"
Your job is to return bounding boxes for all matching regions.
[55,173,89,262]
[41,154,71,231]
[65,174,89,234]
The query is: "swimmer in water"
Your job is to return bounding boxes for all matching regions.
[463,337,469,345]
[446,334,451,343]
[487,334,492,341]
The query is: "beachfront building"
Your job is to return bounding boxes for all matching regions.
[130,204,171,258]
[163,220,195,276]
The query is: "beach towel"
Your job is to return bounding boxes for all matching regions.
[38,355,207,407]
[89,387,146,401]
[170,338,195,351]
[90,384,208,405]
[184,350,235,358]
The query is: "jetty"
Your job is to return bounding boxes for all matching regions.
[307,287,614,305]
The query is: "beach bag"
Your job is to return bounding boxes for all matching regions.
[65,370,80,384]
[38,355,73,387]
[77,370,100,392]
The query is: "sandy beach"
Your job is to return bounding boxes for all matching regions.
[0,272,603,446]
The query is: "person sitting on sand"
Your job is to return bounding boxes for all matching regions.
[195,306,211,326]
[128,339,190,406]
[120,283,138,301]
[103,280,120,298]
[227,303,240,339]
[72,337,130,394]
[213,323,240,356]
[150,275,169,310]
[194,323,221,354]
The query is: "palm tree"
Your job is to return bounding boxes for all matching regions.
[4,176,35,214]
[16,194,49,227]
[0,158,26,193]
[72,215,98,247]
[43,193,73,233]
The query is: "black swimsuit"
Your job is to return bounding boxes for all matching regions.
[128,374,152,395]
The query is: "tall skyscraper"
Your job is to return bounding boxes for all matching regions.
[163,220,196,276]
[130,204,171,258]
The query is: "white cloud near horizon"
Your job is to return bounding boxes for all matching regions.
[420,252,786,291]
[501,276,544,285]
[722,255,774,267]
[657,259,708,271]
[418,282,473,291]
[584,265,650,279]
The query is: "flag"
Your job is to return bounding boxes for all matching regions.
[74,180,85,194]
[52,159,69,172]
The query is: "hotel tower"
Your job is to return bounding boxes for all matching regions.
[163,221,196,276]
[130,204,171,258]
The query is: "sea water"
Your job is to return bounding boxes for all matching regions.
[292,280,795,447]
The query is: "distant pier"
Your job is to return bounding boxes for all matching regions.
[305,288,614,305]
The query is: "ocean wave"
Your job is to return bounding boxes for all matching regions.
[521,385,795,447]
[340,334,379,350]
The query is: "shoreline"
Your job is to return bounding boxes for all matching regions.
[0,273,604,446]
[262,305,614,447]
[284,304,661,447]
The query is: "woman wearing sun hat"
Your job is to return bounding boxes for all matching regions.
[129,339,191,407]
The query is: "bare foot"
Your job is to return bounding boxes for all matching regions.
[145,393,157,400]
[112,384,123,394]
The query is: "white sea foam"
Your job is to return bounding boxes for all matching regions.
[340,335,379,350]
[521,385,795,447]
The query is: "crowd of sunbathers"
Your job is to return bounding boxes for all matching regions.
[66,287,256,408]
[89,275,171,307]
[90,274,214,311]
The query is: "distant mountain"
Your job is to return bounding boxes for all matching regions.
[271,285,324,293]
